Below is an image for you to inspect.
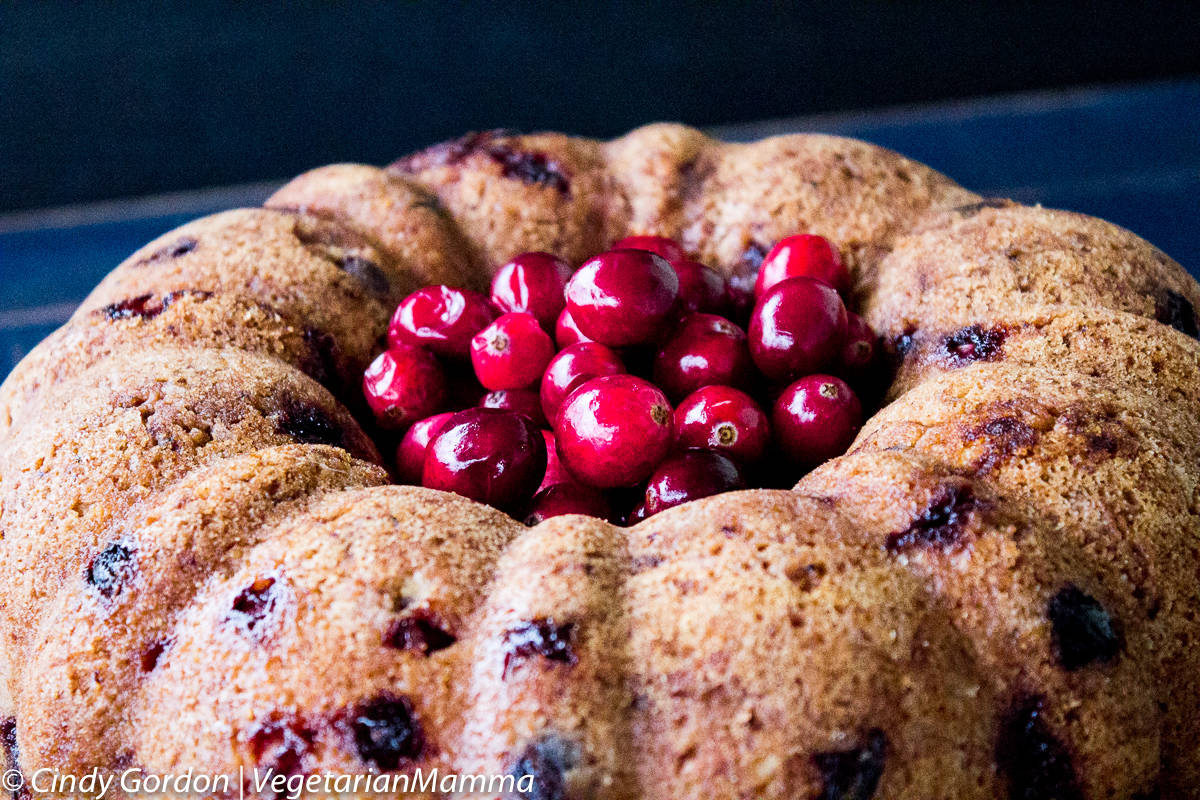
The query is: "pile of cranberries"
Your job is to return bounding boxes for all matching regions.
[362,233,878,525]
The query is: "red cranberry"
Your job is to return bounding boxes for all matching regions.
[652,313,754,401]
[612,234,686,264]
[755,234,849,296]
[362,344,446,430]
[490,252,573,330]
[524,483,613,526]
[539,342,626,423]
[625,500,650,525]
[554,375,673,488]
[644,449,746,515]
[470,312,555,390]
[422,408,546,513]
[772,374,862,467]
[749,277,848,382]
[395,412,455,484]
[538,430,573,492]
[839,312,877,378]
[480,388,547,428]
[554,307,594,349]
[389,285,499,358]
[673,259,730,316]
[674,385,769,464]
[564,249,680,347]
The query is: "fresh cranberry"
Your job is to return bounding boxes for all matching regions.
[490,252,573,330]
[480,388,547,428]
[554,375,673,488]
[422,408,546,513]
[674,385,769,464]
[625,500,650,525]
[612,234,686,264]
[524,483,613,526]
[564,249,680,347]
[470,312,555,390]
[540,342,626,423]
[538,430,573,492]
[755,234,849,296]
[749,277,848,381]
[772,375,862,467]
[673,259,730,316]
[644,449,746,515]
[652,313,754,401]
[362,344,446,430]
[395,412,455,484]
[389,285,498,358]
[839,312,877,378]
[554,307,594,349]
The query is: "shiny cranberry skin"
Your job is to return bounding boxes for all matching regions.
[772,374,863,467]
[362,344,447,430]
[395,411,455,484]
[389,285,499,358]
[749,277,848,381]
[490,252,573,330]
[538,430,573,492]
[564,249,680,347]
[625,500,650,525]
[422,408,546,513]
[524,483,613,525]
[612,234,686,264]
[652,313,754,401]
[470,312,555,390]
[480,388,547,428]
[644,449,746,515]
[755,234,849,296]
[540,342,626,423]
[554,307,594,349]
[840,312,877,376]
[674,385,769,464]
[673,259,731,315]
[554,375,673,488]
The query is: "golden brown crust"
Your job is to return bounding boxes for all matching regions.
[0,124,1198,799]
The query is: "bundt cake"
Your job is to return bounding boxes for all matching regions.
[1,124,1198,799]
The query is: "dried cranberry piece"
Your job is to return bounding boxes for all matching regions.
[812,728,888,800]
[1047,585,1122,670]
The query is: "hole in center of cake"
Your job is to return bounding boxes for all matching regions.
[360,234,884,524]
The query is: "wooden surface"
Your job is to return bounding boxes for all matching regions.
[1,80,1197,381]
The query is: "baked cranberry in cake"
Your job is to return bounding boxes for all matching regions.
[611,234,686,264]
[564,249,680,346]
[470,312,556,390]
[672,259,730,316]
[773,374,863,467]
[749,277,848,381]
[652,313,754,401]
[490,251,573,330]
[479,388,547,427]
[389,285,498,358]
[422,408,546,513]
[540,342,626,423]
[643,449,746,516]
[674,385,770,464]
[362,344,447,431]
[395,411,455,484]
[755,233,849,296]
[554,307,594,349]
[524,483,613,526]
[554,374,674,488]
